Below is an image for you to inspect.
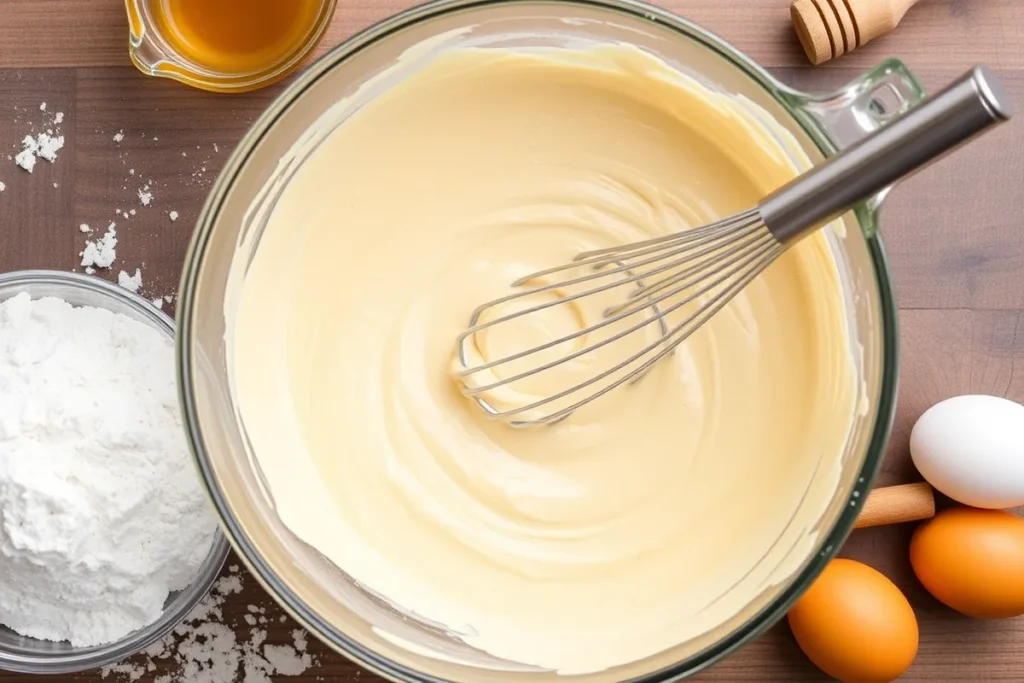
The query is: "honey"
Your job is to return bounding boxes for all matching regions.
[152,0,325,75]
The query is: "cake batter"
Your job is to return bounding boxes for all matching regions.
[231,44,859,674]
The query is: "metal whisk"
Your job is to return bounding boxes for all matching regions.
[455,66,1011,427]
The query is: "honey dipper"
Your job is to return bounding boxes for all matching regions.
[854,482,935,529]
[791,0,928,65]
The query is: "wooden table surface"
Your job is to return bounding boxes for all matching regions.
[1,0,1022,681]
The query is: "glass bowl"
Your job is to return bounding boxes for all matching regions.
[0,270,231,674]
[125,0,338,92]
[178,0,917,680]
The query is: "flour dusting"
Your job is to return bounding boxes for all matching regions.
[11,104,66,173]
[118,268,143,294]
[101,570,320,683]
[81,224,118,270]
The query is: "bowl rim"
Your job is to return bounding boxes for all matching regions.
[0,269,174,332]
[0,269,231,674]
[177,0,899,680]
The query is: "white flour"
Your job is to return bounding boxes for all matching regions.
[8,103,64,175]
[15,131,64,172]
[81,223,118,271]
[119,268,143,293]
[0,293,218,646]
[101,569,320,683]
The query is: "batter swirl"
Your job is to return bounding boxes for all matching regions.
[231,44,858,674]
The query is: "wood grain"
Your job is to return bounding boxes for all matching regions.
[2,0,1024,70]
[0,69,78,268]
[0,0,1023,681]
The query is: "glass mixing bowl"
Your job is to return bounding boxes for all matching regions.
[178,0,919,680]
[0,270,230,674]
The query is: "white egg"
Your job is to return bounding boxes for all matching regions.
[910,395,1024,509]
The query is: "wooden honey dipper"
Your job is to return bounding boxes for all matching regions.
[791,0,928,65]
[854,482,935,529]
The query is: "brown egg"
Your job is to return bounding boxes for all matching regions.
[910,507,1024,618]
[788,558,918,683]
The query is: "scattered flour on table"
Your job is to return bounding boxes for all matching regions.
[12,104,66,173]
[5,114,224,304]
[35,134,63,162]
[101,569,320,683]
[13,144,36,173]
[81,223,118,270]
[14,133,65,172]
[118,268,143,293]
[0,293,218,646]
[103,664,147,682]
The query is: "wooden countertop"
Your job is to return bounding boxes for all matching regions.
[1,0,1022,681]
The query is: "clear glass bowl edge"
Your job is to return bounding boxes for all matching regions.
[176,1,913,680]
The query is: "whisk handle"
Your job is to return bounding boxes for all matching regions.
[760,65,1012,244]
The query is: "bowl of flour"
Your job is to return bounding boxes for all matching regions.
[0,270,228,674]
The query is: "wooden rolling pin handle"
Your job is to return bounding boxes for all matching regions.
[791,0,929,65]
[854,482,935,529]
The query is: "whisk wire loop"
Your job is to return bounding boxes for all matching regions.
[478,236,784,426]
[460,226,774,395]
[458,215,784,423]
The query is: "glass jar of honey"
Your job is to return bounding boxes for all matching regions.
[125,0,337,92]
